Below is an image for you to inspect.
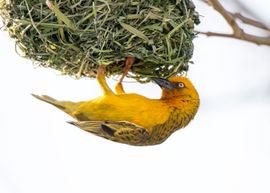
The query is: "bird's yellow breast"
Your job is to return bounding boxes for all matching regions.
[74,93,172,129]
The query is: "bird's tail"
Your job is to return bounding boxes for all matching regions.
[31,94,79,116]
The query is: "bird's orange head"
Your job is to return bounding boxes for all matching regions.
[151,76,199,101]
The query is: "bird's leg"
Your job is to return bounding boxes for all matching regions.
[96,65,114,95]
[115,56,135,94]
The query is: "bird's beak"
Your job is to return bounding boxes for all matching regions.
[151,77,174,90]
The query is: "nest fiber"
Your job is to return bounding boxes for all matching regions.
[0,0,199,82]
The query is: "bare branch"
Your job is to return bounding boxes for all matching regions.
[198,0,270,46]
[197,31,235,38]
[231,12,270,32]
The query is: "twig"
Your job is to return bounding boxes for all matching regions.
[198,0,270,46]
[231,12,270,32]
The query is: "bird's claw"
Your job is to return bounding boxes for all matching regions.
[97,65,105,77]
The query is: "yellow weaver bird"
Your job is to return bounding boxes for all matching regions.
[32,58,200,146]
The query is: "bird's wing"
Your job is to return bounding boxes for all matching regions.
[68,120,150,145]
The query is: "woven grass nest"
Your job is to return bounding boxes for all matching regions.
[0,0,199,82]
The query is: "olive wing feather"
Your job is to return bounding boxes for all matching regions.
[68,120,150,145]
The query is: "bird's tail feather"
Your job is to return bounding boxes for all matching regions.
[32,94,65,109]
[32,94,78,115]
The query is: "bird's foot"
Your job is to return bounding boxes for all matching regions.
[119,56,135,83]
[115,56,135,94]
[97,65,105,78]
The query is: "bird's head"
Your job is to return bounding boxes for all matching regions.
[151,76,199,100]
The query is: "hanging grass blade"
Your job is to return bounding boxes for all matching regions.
[119,21,151,44]
[46,0,76,31]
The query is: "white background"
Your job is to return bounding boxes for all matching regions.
[1,1,270,193]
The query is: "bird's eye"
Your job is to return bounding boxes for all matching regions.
[178,82,185,88]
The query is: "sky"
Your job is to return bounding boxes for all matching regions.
[0,1,270,193]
